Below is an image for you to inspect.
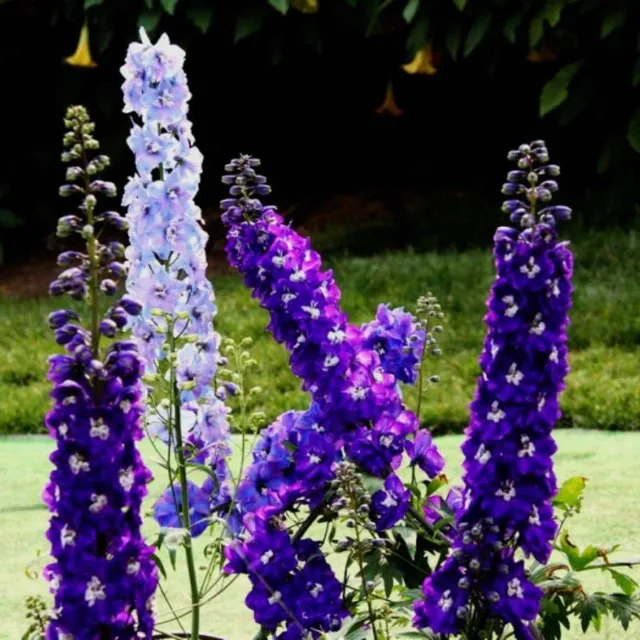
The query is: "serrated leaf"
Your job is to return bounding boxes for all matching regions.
[452,0,467,10]
[601,9,626,38]
[553,476,587,510]
[608,569,639,596]
[464,13,492,57]
[269,0,289,15]
[446,24,462,61]
[504,12,523,44]
[539,61,582,117]
[159,0,178,15]
[187,6,213,33]
[627,108,640,153]
[84,0,103,8]
[558,530,599,571]
[403,0,419,23]
[138,7,161,33]
[234,9,264,43]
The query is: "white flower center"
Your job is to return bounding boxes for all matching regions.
[438,590,453,612]
[349,385,367,401]
[495,481,516,502]
[85,576,106,607]
[120,399,132,414]
[89,494,108,513]
[529,505,541,526]
[119,467,134,492]
[61,524,76,547]
[290,269,305,282]
[502,295,519,317]
[127,559,141,575]
[302,303,320,319]
[323,354,339,369]
[328,327,346,344]
[518,435,536,458]
[474,444,491,464]
[69,453,90,475]
[268,591,282,605]
[90,417,110,440]
[520,257,541,279]
[507,578,524,598]
[529,313,546,335]
[487,401,505,423]
[261,550,274,564]
[506,363,524,386]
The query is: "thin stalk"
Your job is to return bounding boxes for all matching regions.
[79,135,100,360]
[170,332,200,640]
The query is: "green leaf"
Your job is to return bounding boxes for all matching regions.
[403,0,419,23]
[464,13,492,57]
[601,9,626,38]
[187,6,213,33]
[151,552,167,580]
[168,546,177,570]
[504,12,523,44]
[452,0,467,10]
[446,25,462,61]
[627,108,640,153]
[159,0,178,15]
[84,0,104,8]
[268,0,289,15]
[234,9,265,43]
[529,14,544,48]
[0,209,23,229]
[138,7,161,33]
[539,61,582,117]
[558,530,600,571]
[608,569,639,596]
[553,476,587,511]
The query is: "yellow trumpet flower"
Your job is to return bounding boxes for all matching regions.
[526,43,557,63]
[402,43,437,75]
[65,21,97,68]
[375,83,403,117]
[291,0,319,13]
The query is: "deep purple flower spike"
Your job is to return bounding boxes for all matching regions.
[43,106,157,639]
[413,140,573,639]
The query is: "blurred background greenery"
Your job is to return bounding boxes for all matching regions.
[0,0,639,262]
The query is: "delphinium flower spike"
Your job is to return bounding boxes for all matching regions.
[220,156,444,637]
[413,140,573,639]
[43,105,157,639]
[121,29,232,638]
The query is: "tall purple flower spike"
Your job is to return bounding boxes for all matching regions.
[413,140,573,640]
[220,156,444,638]
[43,106,157,639]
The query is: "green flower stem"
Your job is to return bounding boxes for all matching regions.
[169,332,200,640]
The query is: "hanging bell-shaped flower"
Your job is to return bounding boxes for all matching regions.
[402,43,437,75]
[65,21,98,68]
[375,82,403,117]
[291,0,319,13]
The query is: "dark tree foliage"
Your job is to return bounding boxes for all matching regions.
[0,0,638,261]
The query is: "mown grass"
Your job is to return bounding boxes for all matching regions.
[1,229,639,434]
[1,430,638,639]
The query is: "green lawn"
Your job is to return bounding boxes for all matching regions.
[1,431,639,639]
[1,229,640,435]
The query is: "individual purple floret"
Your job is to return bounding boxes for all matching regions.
[413,140,573,640]
[43,106,157,639]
